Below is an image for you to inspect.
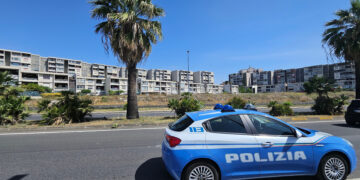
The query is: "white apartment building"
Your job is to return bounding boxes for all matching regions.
[194,71,214,84]
[171,70,194,83]
[0,48,234,95]
[147,69,171,81]
[138,79,177,94]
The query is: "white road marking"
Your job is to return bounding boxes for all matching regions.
[290,120,344,124]
[0,119,346,136]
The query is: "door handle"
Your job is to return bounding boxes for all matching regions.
[261,142,273,147]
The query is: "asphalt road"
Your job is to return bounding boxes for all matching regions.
[25,107,313,121]
[0,120,358,180]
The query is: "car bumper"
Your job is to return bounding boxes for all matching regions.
[162,141,182,180]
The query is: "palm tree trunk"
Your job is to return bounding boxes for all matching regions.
[126,63,139,119]
[355,61,360,99]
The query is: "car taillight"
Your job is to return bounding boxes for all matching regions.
[166,134,181,147]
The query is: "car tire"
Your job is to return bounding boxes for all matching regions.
[345,119,355,126]
[316,154,349,180]
[182,161,219,180]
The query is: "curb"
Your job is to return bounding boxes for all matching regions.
[279,115,344,121]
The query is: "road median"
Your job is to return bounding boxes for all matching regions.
[0,115,345,133]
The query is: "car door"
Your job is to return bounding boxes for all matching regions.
[204,115,261,179]
[245,114,314,177]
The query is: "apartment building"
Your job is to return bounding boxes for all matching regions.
[147,69,171,81]
[229,62,355,93]
[223,84,239,94]
[0,48,233,95]
[137,69,147,80]
[334,62,356,89]
[205,84,223,94]
[193,71,214,84]
[229,67,262,87]
[171,70,194,83]
[138,79,177,94]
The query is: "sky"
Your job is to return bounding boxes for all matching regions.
[0,0,351,84]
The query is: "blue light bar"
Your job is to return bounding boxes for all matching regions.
[213,103,224,110]
[221,104,235,112]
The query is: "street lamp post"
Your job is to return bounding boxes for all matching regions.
[187,50,190,93]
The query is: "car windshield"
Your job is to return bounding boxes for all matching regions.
[169,115,194,131]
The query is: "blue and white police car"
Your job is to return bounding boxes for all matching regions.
[162,104,356,180]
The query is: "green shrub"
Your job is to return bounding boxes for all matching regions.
[168,93,203,117]
[268,101,293,116]
[109,90,124,95]
[239,86,253,93]
[81,89,91,94]
[38,91,94,125]
[0,72,29,125]
[311,95,349,115]
[304,76,349,115]
[227,96,246,109]
[21,83,52,93]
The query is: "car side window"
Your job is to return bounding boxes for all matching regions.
[248,115,294,136]
[208,115,247,134]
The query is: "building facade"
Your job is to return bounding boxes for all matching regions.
[0,49,231,95]
[229,62,356,93]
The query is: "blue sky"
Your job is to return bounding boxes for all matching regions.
[0,0,350,83]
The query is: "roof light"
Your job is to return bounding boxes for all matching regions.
[213,103,224,110]
[221,105,235,112]
[244,103,257,111]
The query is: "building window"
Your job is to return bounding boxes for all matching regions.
[11,62,21,66]
[43,75,51,79]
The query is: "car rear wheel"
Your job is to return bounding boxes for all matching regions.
[345,119,356,126]
[182,161,219,180]
[317,154,348,180]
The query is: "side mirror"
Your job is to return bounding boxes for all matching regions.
[295,129,303,138]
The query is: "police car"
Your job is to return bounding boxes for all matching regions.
[162,104,357,180]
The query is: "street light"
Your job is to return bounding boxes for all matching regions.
[187,50,190,93]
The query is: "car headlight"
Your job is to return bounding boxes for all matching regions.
[343,138,354,147]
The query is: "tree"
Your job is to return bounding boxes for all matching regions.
[38,91,94,125]
[322,0,360,99]
[168,93,203,117]
[0,71,29,125]
[21,83,52,93]
[267,101,293,116]
[226,96,246,109]
[304,76,348,114]
[303,76,336,97]
[0,71,15,95]
[90,0,164,119]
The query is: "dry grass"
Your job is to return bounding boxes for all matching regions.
[0,116,176,130]
[25,91,355,108]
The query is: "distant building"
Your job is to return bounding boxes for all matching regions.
[0,48,235,95]
[193,71,214,84]
[229,62,355,93]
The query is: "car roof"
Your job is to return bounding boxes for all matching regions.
[186,109,269,121]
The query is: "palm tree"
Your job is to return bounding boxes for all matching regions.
[322,0,360,99]
[90,0,164,119]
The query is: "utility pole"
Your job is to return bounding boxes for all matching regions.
[187,50,190,93]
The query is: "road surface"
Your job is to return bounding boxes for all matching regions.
[0,120,358,180]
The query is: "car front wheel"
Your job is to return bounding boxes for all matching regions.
[317,154,349,180]
[182,161,219,180]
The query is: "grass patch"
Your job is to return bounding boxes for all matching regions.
[0,116,177,130]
